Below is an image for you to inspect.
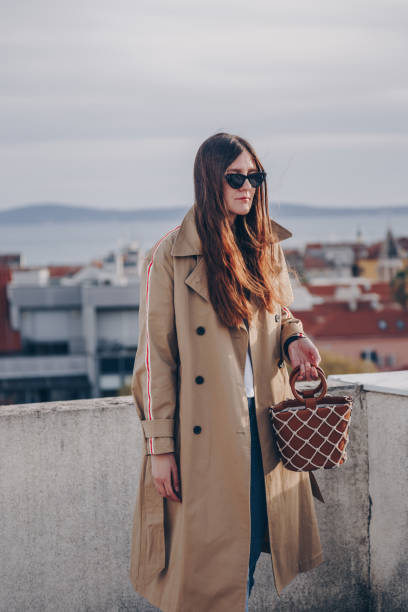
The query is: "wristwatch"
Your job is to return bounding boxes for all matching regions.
[283,333,306,359]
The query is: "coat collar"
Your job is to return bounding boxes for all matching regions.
[171,205,292,257]
[174,206,293,321]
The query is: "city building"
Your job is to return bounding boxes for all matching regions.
[0,244,142,405]
[291,279,408,370]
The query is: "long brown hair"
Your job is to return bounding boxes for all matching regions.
[194,132,286,328]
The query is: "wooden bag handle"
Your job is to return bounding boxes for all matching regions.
[289,365,328,402]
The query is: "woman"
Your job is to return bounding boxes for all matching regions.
[129,133,324,612]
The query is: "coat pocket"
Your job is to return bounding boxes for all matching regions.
[143,520,166,578]
[140,460,166,582]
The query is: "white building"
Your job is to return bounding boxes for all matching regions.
[0,245,143,404]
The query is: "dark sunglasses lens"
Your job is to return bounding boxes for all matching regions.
[248,172,265,187]
[225,172,266,189]
[226,174,245,188]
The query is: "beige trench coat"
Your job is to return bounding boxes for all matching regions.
[129,205,324,612]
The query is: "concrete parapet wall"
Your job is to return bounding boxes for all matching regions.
[367,390,408,611]
[0,377,407,611]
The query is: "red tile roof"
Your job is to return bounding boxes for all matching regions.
[0,267,21,353]
[306,285,337,297]
[293,305,408,338]
[365,242,382,259]
[283,248,302,256]
[305,243,324,249]
[305,280,394,304]
[398,237,408,251]
[47,265,83,278]
[303,255,330,270]
[362,282,393,302]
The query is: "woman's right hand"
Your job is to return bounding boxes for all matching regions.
[151,453,181,502]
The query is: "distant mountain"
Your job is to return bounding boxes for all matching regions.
[0,203,189,224]
[269,202,408,217]
[270,203,408,216]
[0,202,407,224]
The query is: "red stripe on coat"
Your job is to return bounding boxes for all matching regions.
[145,225,181,454]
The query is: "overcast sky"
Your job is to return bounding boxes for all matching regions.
[1,0,407,211]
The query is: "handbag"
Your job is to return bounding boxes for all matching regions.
[269,365,352,471]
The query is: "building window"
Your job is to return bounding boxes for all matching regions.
[100,357,119,374]
[99,355,135,375]
[23,340,69,355]
[396,320,405,330]
[360,349,378,363]
[124,356,135,372]
[377,319,387,330]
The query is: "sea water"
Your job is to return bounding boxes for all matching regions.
[1,210,407,266]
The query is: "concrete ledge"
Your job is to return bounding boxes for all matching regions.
[0,378,407,611]
[328,369,408,396]
[0,394,134,416]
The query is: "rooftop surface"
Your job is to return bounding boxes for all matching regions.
[328,369,408,396]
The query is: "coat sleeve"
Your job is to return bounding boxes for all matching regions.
[131,238,179,455]
[274,242,306,366]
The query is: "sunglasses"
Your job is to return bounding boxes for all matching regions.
[224,171,266,189]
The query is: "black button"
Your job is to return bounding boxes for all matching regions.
[275,314,280,322]
[278,358,284,368]
[195,375,204,384]
[193,425,202,434]
[196,326,206,335]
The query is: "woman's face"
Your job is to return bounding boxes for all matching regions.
[223,149,257,225]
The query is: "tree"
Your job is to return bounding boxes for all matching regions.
[391,267,408,310]
[288,349,378,378]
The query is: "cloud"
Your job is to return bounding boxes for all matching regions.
[0,0,407,208]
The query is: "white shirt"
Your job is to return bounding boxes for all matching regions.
[244,347,255,398]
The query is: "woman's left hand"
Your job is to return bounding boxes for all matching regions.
[288,337,321,380]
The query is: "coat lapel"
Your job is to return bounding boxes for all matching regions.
[184,256,210,302]
[184,257,249,333]
[171,206,202,257]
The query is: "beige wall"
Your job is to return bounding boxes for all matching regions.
[357,256,408,281]
[317,336,407,369]
[357,258,378,280]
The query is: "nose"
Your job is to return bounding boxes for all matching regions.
[239,178,253,190]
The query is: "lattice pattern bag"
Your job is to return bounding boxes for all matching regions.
[269,365,352,471]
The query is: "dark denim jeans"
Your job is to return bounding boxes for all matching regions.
[245,396,268,611]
